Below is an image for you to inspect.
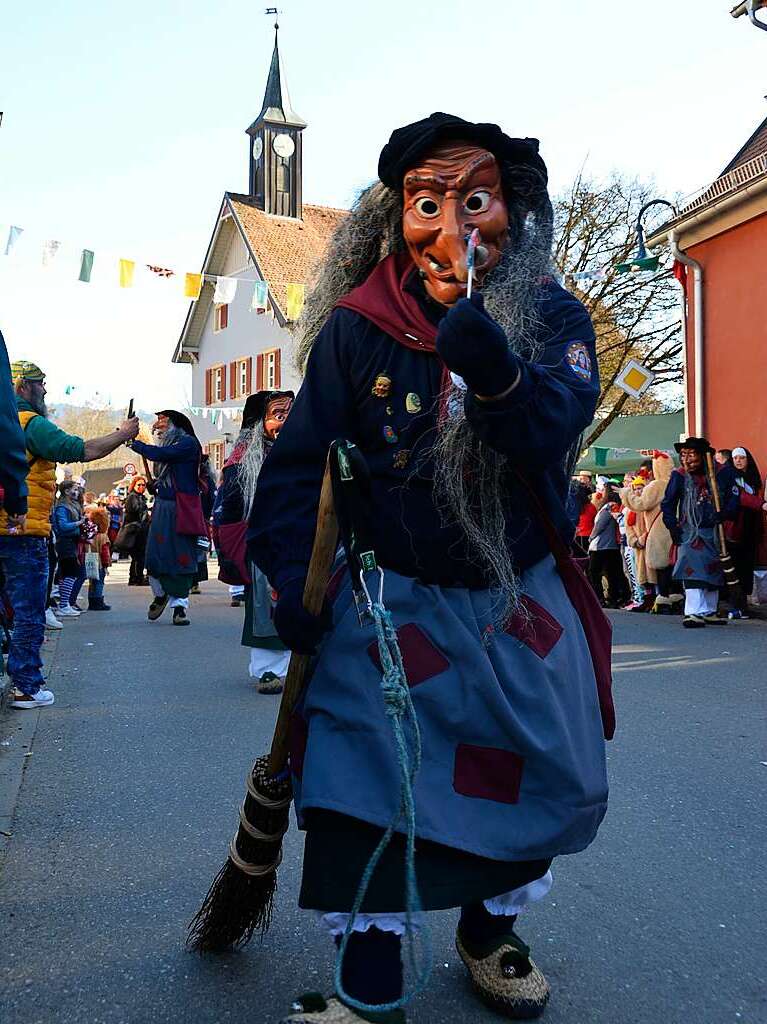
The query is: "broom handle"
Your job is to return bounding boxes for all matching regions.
[269,460,339,774]
[704,451,729,556]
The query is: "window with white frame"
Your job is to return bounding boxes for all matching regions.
[214,303,229,332]
[207,440,225,472]
[239,359,248,397]
[265,349,277,389]
[213,365,224,402]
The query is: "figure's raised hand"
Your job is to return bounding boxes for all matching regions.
[436,293,520,399]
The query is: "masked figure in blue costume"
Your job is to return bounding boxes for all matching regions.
[249,113,615,1023]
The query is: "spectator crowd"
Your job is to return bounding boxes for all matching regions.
[571,440,767,627]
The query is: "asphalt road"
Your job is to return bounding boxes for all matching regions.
[1,563,765,1024]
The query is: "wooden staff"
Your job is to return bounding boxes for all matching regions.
[270,459,338,773]
[704,450,744,605]
[188,454,339,954]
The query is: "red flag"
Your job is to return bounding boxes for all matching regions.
[672,259,687,298]
[147,265,175,277]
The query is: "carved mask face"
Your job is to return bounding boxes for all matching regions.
[263,395,293,440]
[680,448,703,473]
[402,142,509,306]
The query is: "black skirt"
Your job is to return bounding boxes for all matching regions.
[299,809,552,913]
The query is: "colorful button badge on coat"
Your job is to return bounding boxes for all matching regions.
[383,425,398,444]
[393,450,411,469]
[406,393,422,414]
[372,374,392,398]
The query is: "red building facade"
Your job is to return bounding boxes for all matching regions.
[649,117,767,473]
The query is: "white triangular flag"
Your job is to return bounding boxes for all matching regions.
[42,240,61,267]
[213,277,238,305]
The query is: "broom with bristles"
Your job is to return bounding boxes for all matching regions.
[704,450,745,609]
[187,454,339,953]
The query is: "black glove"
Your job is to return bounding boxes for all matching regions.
[669,527,682,546]
[273,577,332,655]
[436,293,520,397]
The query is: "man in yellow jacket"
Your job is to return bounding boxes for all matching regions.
[0,360,138,709]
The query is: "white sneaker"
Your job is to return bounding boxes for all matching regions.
[56,606,81,618]
[45,608,64,630]
[9,688,55,709]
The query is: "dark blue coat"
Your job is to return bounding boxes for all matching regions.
[661,467,739,535]
[250,279,599,591]
[131,435,201,500]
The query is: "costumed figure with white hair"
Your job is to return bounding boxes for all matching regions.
[193,114,615,1023]
[214,390,294,693]
[130,410,205,627]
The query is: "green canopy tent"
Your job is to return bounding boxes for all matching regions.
[577,411,684,476]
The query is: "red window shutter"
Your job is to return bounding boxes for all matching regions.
[230,361,237,399]
[221,304,229,329]
[245,356,253,393]
[205,368,212,406]
[220,365,227,401]
[274,348,282,388]
[256,353,265,391]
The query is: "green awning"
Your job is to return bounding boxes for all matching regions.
[577,411,684,475]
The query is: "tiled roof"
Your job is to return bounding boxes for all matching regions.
[721,115,767,175]
[226,194,345,320]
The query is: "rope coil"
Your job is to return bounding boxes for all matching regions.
[333,600,432,1015]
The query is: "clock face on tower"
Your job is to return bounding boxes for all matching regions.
[272,133,295,159]
[252,137,263,161]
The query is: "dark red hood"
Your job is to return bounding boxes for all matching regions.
[336,252,439,353]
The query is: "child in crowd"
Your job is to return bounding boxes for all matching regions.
[53,481,88,617]
[85,504,112,611]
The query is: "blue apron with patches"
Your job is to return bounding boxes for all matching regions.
[672,524,724,588]
[291,554,608,863]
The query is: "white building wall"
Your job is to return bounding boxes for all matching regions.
[188,231,302,459]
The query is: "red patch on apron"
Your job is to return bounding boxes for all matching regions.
[504,595,563,659]
[453,743,525,804]
[367,623,449,687]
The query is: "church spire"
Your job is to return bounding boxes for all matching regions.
[245,13,306,218]
[248,15,306,133]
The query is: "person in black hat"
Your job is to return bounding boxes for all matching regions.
[130,411,203,625]
[661,437,739,627]
[242,113,612,1023]
[213,391,294,692]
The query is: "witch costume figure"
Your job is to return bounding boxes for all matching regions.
[130,410,203,627]
[207,113,615,1023]
[661,436,738,629]
[215,390,294,693]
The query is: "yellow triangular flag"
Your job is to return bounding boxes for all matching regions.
[119,259,135,288]
[286,282,305,321]
[185,272,203,300]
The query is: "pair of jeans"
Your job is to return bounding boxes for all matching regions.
[88,568,106,603]
[0,536,49,695]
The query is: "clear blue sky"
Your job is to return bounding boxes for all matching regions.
[1,0,765,410]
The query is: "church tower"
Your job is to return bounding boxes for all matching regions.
[246,20,306,219]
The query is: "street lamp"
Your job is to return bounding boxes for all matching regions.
[731,0,767,31]
[615,198,678,274]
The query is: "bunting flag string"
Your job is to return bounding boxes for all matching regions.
[213,276,238,305]
[250,279,268,313]
[79,249,94,283]
[184,272,203,300]
[119,258,135,288]
[285,282,305,320]
[41,240,61,267]
[4,226,22,255]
